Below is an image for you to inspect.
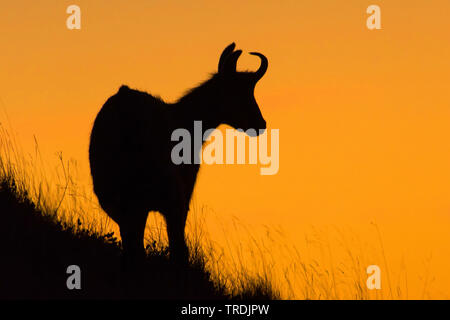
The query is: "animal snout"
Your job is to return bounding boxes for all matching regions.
[242,119,266,137]
[260,119,267,130]
[256,119,267,135]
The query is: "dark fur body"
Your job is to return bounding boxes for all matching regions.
[90,85,199,226]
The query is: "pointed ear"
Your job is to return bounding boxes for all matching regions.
[218,43,236,74]
[222,50,242,75]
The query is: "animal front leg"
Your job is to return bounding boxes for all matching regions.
[119,208,148,271]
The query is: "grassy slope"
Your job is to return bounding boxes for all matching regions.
[0,175,276,300]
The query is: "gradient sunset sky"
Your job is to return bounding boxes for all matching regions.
[1,0,450,298]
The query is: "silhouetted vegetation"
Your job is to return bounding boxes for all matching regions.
[0,171,280,299]
[0,121,278,299]
[1,121,429,300]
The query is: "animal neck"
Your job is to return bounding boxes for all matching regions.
[173,74,222,136]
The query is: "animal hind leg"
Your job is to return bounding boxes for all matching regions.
[165,205,189,263]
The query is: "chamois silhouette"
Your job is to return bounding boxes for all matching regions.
[89,43,268,267]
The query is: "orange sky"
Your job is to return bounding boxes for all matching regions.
[1,0,450,298]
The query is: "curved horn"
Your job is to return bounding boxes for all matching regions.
[218,43,236,73]
[249,52,268,81]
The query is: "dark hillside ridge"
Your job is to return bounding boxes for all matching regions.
[0,178,227,299]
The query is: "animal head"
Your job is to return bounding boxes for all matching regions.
[217,43,268,137]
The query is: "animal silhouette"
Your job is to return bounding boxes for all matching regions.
[89,43,268,267]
